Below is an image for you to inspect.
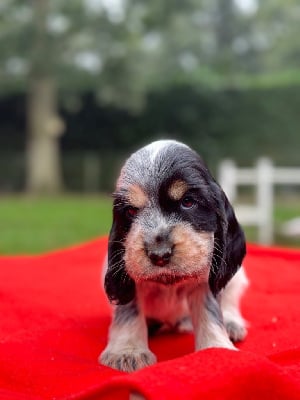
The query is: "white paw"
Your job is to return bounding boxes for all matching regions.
[223,312,247,343]
[99,348,157,372]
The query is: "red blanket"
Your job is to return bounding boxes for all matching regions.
[0,237,300,399]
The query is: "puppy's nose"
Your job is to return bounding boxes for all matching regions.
[144,230,173,267]
[148,249,172,267]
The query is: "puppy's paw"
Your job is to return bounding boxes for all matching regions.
[99,348,157,372]
[225,320,247,342]
[224,314,247,343]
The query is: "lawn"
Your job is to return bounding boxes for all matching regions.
[0,195,112,255]
[0,195,299,255]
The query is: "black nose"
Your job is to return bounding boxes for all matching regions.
[148,249,172,267]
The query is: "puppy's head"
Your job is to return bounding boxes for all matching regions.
[105,140,246,304]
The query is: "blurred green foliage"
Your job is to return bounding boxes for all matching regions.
[1,0,300,100]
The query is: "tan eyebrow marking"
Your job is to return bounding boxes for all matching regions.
[168,179,188,201]
[127,184,148,208]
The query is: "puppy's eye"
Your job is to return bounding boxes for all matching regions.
[126,206,138,219]
[181,196,196,210]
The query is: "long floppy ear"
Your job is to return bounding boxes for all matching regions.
[104,204,136,305]
[209,185,246,296]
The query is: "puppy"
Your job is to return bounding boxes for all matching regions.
[99,140,248,372]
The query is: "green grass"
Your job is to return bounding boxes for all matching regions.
[0,195,112,255]
[0,195,299,255]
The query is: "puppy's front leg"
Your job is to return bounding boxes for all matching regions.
[99,301,156,372]
[188,284,235,351]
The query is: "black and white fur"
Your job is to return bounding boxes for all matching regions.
[99,140,248,372]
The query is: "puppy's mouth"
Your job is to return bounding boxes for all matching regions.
[144,271,200,285]
[126,258,210,286]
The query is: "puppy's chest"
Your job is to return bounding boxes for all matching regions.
[137,283,190,326]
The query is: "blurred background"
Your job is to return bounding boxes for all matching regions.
[0,0,300,254]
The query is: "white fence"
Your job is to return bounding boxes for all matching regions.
[218,158,300,244]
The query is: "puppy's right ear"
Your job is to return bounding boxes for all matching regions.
[104,203,136,305]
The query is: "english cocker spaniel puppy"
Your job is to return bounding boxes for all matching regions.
[99,140,248,372]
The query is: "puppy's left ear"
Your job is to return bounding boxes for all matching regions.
[209,184,246,295]
[104,210,136,305]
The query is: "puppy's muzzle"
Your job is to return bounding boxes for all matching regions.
[144,230,174,267]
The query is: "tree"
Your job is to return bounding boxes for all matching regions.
[26,0,64,193]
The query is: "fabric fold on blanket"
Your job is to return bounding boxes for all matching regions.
[0,237,299,399]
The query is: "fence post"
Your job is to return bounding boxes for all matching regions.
[256,158,274,244]
[218,157,274,245]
